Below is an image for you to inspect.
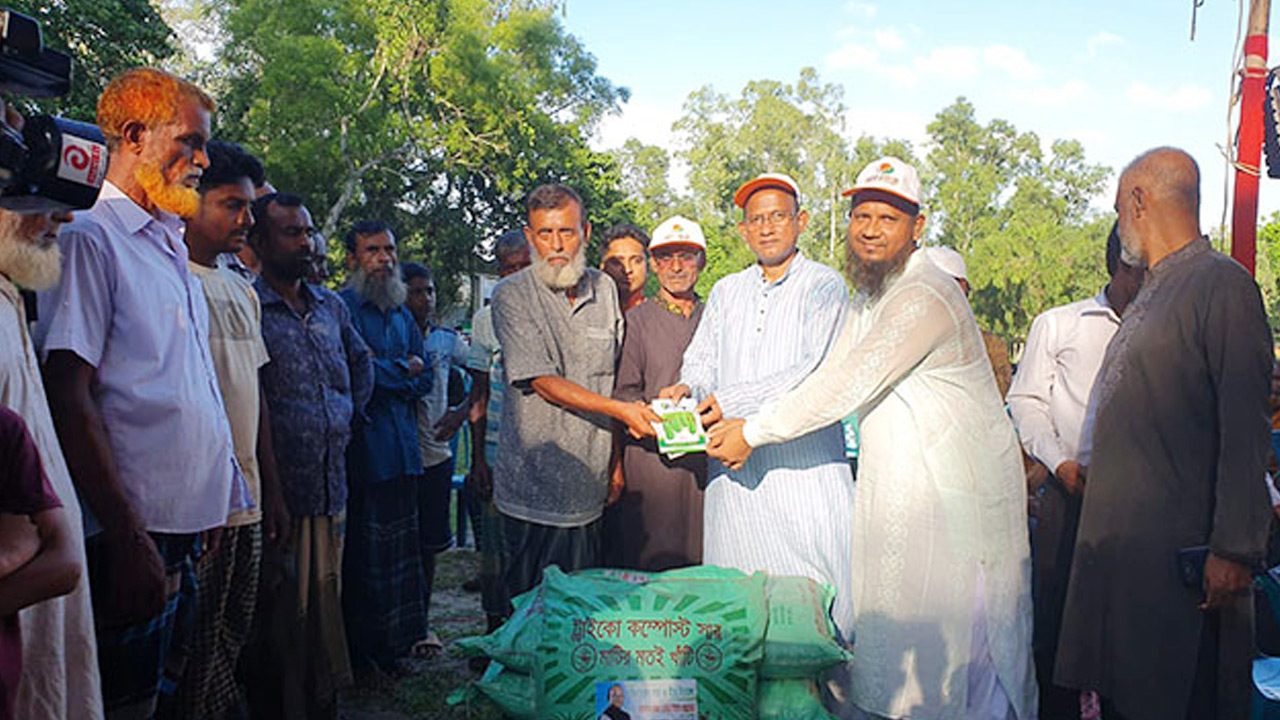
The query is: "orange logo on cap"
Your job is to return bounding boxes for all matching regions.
[878,162,894,173]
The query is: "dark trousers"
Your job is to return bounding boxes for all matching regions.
[1030,478,1083,720]
[499,512,600,614]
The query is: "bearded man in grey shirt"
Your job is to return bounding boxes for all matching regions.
[490,184,660,607]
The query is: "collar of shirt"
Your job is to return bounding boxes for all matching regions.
[1079,288,1121,323]
[1150,235,1210,278]
[256,278,323,313]
[98,180,185,247]
[540,268,599,311]
[754,250,806,288]
[656,293,700,317]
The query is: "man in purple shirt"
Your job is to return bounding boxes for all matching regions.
[37,68,248,718]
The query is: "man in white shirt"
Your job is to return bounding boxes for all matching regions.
[710,157,1036,720]
[1006,224,1142,719]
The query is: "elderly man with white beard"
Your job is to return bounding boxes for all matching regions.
[489,183,661,609]
[710,157,1036,720]
[338,220,434,674]
[0,195,103,720]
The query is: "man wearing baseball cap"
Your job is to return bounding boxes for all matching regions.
[604,216,708,570]
[709,157,1036,720]
[660,173,856,638]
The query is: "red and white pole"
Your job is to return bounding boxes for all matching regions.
[1232,0,1271,275]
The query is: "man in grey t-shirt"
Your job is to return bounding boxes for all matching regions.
[491,184,660,607]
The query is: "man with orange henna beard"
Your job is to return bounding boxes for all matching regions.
[36,68,250,719]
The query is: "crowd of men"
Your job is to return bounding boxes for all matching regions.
[0,63,1274,720]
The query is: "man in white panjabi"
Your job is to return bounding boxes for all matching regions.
[709,157,1036,720]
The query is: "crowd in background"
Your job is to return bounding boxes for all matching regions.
[0,63,1277,720]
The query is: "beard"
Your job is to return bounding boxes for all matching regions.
[351,264,408,312]
[1118,229,1147,268]
[533,244,587,290]
[135,162,201,218]
[0,217,62,290]
[847,242,913,297]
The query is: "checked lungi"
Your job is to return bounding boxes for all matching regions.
[164,523,262,720]
[342,477,428,668]
[86,533,198,720]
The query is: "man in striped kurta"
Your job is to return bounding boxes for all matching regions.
[663,172,855,636]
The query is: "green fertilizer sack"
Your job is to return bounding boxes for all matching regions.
[761,576,852,678]
[445,661,537,719]
[455,585,542,673]
[758,679,839,720]
[578,570,850,678]
[473,661,537,719]
[535,565,768,720]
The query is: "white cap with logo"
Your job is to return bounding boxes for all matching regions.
[650,215,706,251]
[843,156,922,207]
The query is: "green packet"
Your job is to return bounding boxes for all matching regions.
[649,398,709,458]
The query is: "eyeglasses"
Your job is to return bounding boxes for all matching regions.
[745,210,794,227]
[653,250,701,266]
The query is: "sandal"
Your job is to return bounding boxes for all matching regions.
[410,630,444,658]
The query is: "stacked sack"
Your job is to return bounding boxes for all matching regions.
[450,565,851,720]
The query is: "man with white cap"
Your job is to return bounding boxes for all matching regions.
[604,216,709,571]
[918,245,1012,398]
[660,173,856,636]
[709,157,1036,720]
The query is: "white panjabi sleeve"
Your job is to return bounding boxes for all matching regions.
[1007,311,1071,474]
[743,279,957,448]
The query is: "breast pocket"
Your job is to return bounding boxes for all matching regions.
[579,326,619,378]
[208,297,256,340]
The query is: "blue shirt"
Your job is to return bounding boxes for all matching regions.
[36,180,250,535]
[340,288,431,483]
[256,279,373,516]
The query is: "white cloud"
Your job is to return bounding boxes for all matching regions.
[874,27,905,51]
[1019,79,1090,108]
[983,44,1040,81]
[845,108,929,146]
[843,1,877,19]
[826,43,880,70]
[590,99,681,151]
[1086,31,1124,58]
[913,46,979,80]
[1126,82,1212,112]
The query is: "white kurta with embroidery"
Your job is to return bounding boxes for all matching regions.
[743,251,1036,720]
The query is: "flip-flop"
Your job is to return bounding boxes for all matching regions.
[410,631,444,658]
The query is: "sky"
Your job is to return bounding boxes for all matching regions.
[562,0,1273,230]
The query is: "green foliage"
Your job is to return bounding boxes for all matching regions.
[213,0,630,303]
[675,68,851,278]
[4,0,176,121]
[1255,212,1280,333]
[621,83,1114,342]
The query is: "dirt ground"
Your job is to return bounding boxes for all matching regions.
[337,547,503,720]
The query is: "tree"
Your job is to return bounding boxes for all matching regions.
[213,0,629,303]
[674,67,853,288]
[925,98,1111,342]
[609,138,675,230]
[5,0,176,121]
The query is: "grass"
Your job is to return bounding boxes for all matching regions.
[337,548,505,719]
